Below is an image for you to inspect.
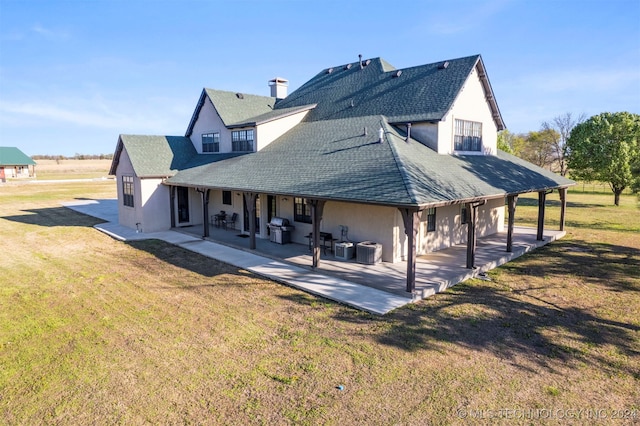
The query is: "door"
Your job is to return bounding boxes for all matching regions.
[0,167,5,182]
[177,187,190,224]
[243,194,260,233]
[266,195,276,235]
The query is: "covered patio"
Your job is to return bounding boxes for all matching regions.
[177,222,565,300]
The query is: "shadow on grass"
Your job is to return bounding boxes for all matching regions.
[309,239,639,376]
[516,197,609,209]
[356,282,639,376]
[503,240,640,293]
[127,239,250,281]
[1,207,104,227]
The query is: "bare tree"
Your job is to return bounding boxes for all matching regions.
[521,129,558,169]
[542,112,586,176]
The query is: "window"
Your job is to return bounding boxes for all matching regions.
[232,129,254,152]
[454,119,482,151]
[202,132,220,153]
[460,205,468,225]
[294,197,312,223]
[222,190,232,205]
[122,175,134,207]
[425,207,436,233]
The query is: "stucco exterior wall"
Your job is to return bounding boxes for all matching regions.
[139,179,171,233]
[256,110,310,151]
[409,122,439,152]
[285,201,398,262]
[115,148,140,231]
[189,98,234,153]
[395,197,506,258]
[440,65,498,156]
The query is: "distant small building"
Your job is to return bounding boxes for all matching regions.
[0,147,36,181]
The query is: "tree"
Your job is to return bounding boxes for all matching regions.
[542,112,586,176]
[519,129,559,169]
[567,112,640,206]
[497,130,514,153]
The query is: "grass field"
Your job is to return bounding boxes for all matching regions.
[33,159,113,180]
[0,181,638,424]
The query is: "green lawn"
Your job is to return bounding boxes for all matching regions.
[1,181,638,424]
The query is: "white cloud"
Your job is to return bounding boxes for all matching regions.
[31,23,70,40]
[0,95,190,135]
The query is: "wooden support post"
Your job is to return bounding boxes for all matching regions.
[559,187,567,231]
[399,208,421,293]
[169,186,176,228]
[244,192,257,249]
[537,190,552,241]
[196,188,210,238]
[466,200,486,269]
[306,199,326,268]
[203,189,210,238]
[506,195,518,252]
[307,199,326,268]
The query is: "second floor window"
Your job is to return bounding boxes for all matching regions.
[202,132,220,153]
[454,119,482,152]
[232,129,254,152]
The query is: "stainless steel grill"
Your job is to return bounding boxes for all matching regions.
[268,217,294,244]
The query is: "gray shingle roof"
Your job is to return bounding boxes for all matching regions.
[167,115,573,207]
[185,89,276,136]
[274,55,503,128]
[0,147,36,166]
[125,54,571,206]
[110,135,236,177]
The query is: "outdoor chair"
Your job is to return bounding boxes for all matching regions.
[223,213,238,230]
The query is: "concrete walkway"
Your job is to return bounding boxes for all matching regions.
[62,199,412,315]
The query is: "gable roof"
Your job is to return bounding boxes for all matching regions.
[109,135,237,178]
[185,89,276,136]
[0,147,36,166]
[167,115,571,207]
[274,55,505,130]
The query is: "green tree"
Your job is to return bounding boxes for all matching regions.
[567,112,640,206]
[497,130,514,153]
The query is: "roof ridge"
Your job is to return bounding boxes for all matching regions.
[381,118,420,204]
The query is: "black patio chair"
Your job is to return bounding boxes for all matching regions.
[223,213,238,230]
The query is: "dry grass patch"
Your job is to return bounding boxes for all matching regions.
[33,159,112,180]
[1,182,638,424]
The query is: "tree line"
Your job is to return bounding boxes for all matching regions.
[31,153,114,161]
[498,112,640,206]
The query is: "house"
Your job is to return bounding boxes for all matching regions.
[0,147,36,181]
[109,55,574,292]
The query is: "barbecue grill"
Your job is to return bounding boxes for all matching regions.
[268,217,294,244]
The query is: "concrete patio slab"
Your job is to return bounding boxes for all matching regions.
[62,198,565,314]
[63,199,412,315]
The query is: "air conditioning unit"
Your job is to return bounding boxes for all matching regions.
[356,241,382,265]
[334,242,354,260]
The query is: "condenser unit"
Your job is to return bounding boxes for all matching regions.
[334,242,354,260]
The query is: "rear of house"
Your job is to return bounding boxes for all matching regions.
[109,55,573,287]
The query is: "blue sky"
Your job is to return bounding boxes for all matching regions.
[1,0,639,156]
